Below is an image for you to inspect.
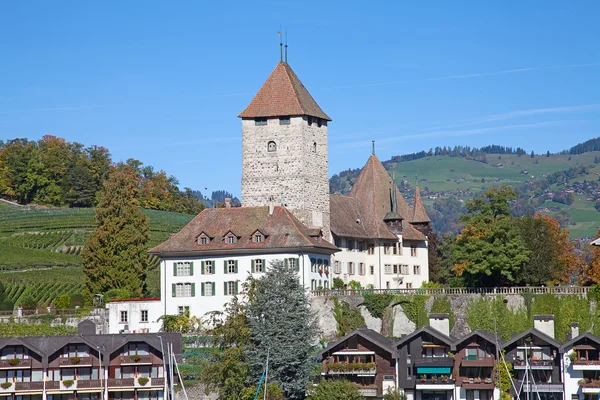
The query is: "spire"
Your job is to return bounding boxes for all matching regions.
[372,140,375,155]
[411,186,431,224]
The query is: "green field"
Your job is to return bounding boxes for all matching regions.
[0,205,194,303]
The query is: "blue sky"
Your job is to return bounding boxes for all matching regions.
[1,1,599,197]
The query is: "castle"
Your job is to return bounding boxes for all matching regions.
[150,58,432,318]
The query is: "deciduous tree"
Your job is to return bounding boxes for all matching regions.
[306,379,364,400]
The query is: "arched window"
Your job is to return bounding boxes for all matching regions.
[268,141,277,152]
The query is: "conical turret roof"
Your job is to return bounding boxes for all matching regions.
[238,62,331,120]
[411,186,431,224]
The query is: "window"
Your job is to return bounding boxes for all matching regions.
[383,243,391,255]
[253,233,264,243]
[313,142,317,152]
[288,258,298,270]
[406,282,412,289]
[393,243,399,255]
[224,281,238,296]
[334,237,342,247]
[198,234,210,245]
[368,243,375,255]
[348,262,355,275]
[279,117,290,125]
[255,118,267,126]
[414,265,421,275]
[359,263,365,275]
[177,306,189,316]
[307,116,313,126]
[174,283,194,297]
[407,367,412,379]
[401,264,409,275]
[267,141,277,152]
[324,280,329,289]
[348,240,355,251]
[370,265,375,275]
[202,260,214,274]
[393,264,399,274]
[202,282,215,296]
[310,258,317,273]
[227,260,237,274]
[226,234,237,244]
[411,246,417,257]
[252,259,264,273]
[317,118,323,128]
[120,311,128,323]
[175,262,192,276]
[384,264,392,274]
[140,310,148,323]
[334,261,341,274]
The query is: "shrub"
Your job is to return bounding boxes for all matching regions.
[137,377,149,386]
[306,379,363,400]
[348,280,362,290]
[362,293,395,319]
[69,356,81,364]
[1,382,12,389]
[20,294,36,310]
[54,294,71,310]
[62,380,74,388]
[332,278,345,290]
[8,358,21,366]
[332,297,365,336]
[0,298,14,311]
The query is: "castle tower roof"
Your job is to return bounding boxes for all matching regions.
[411,186,431,224]
[238,62,331,121]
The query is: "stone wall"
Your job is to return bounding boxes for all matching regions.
[175,383,218,400]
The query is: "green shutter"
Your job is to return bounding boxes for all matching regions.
[251,259,255,273]
[201,283,205,297]
[224,282,228,295]
[296,258,300,271]
[190,262,194,276]
[284,259,289,268]
[201,261,205,275]
[224,260,227,274]
[234,260,238,273]
[212,282,216,296]
[173,264,177,276]
[263,259,266,271]
[191,283,195,297]
[235,281,239,295]
[171,284,176,297]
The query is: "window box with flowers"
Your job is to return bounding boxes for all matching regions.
[129,354,141,362]
[137,377,149,386]
[1,382,12,390]
[69,356,81,364]
[63,380,74,388]
[8,359,21,366]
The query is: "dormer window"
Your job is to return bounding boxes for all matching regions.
[255,118,267,126]
[268,141,277,152]
[253,233,264,243]
[225,232,238,244]
[198,233,210,245]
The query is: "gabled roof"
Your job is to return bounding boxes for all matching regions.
[238,62,330,121]
[317,326,396,360]
[397,326,454,350]
[150,205,338,255]
[560,332,600,352]
[502,328,561,349]
[454,329,502,349]
[330,155,425,241]
[591,237,600,246]
[0,337,45,358]
[412,186,431,224]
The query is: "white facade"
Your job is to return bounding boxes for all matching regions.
[106,299,162,334]
[330,236,429,289]
[160,252,332,319]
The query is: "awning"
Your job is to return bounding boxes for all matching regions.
[417,367,451,374]
[575,345,596,350]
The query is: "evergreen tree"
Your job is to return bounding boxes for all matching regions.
[82,165,150,297]
[246,260,318,400]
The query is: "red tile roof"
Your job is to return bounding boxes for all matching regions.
[238,62,331,121]
[330,155,426,241]
[149,206,338,256]
[412,186,431,223]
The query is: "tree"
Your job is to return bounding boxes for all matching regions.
[384,388,407,400]
[64,164,96,207]
[515,214,582,285]
[82,165,150,297]
[54,294,71,310]
[495,351,514,400]
[246,261,318,400]
[451,187,530,286]
[157,310,200,333]
[306,379,364,400]
[588,229,600,284]
[333,277,345,289]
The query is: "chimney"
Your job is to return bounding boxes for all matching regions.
[570,322,580,339]
[268,203,275,216]
[225,198,231,208]
[533,315,555,339]
[429,314,450,337]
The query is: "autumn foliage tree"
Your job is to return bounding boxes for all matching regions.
[587,229,600,284]
[82,165,150,298]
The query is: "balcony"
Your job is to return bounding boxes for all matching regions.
[573,360,600,371]
[59,356,94,367]
[461,356,495,367]
[357,387,378,397]
[0,358,32,369]
[108,378,135,388]
[14,381,44,391]
[415,377,455,391]
[76,380,102,389]
[119,355,152,365]
[513,359,554,370]
[414,357,455,368]
[518,381,563,393]
[325,362,376,376]
[45,381,60,390]
[579,379,600,393]
[461,377,494,390]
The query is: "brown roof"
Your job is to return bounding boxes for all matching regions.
[238,62,331,121]
[412,186,431,223]
[149,206,338,255]
[330,155,425,241]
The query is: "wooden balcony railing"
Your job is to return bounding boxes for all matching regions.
[108,378,135,387]
[59,356,94,367]
[119,355,152,364]
[14,381,44,391]
[77,380,102,389]
[514,359,554,368]
[462,357,495,367]
[0,359,32,369]
[574,360,600,366]
[45,381,60,390]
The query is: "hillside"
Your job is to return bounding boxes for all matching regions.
[0,203,194,307]
[332,151,600,238]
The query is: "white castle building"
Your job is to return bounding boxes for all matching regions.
[150,58,432,319]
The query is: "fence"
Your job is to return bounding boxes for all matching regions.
[310,286,591,297]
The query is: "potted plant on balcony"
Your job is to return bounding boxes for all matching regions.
[447,352,455,359]
[8,358,20,366]
[138,377,149,386]
[431,376,438,383]
[484,377,492,384]
[69,356,81,364]
[1,382,12,389]
[569,352,579,362]
[441,375,448,383]
[318,267,323,275]
[62,380,74,388]
[420,375,426,382]
[129,354,141,362]
[578,378,589,387]
[474,377,482,383]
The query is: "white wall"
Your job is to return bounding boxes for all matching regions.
[160,252,331,319]
[330,236,429,289]
[106,300,162,334]
[563,349,584,400]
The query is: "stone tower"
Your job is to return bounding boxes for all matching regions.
[238,61,331,237]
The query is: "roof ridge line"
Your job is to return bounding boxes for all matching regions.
[282,63,304,116]
[282,207,316,246]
